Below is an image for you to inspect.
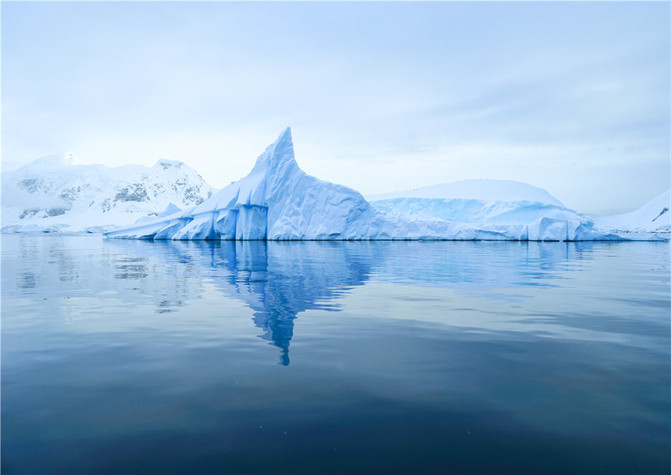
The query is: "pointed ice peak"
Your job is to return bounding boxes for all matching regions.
[252,127,297,171]
[273,126,294,158]
[277,126,292,143]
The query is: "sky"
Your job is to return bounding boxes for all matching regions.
[2,1,669,215]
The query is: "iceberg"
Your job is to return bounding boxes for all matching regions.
[105,128,632,242]
[370,197,584,226]
[367,179,566,206]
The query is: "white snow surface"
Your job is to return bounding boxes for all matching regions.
[105,128,637,242]
[593,190,670,233]
[367,179,565,207]
[367,178,584,229]
[2,154,215,233]
[371,198,583,227]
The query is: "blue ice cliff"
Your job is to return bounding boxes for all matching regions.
[104,128,626,241]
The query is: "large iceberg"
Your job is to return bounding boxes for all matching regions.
[105,128,626,242]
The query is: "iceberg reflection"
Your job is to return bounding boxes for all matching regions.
[4,235,607,365]
[109,240,380,365]
[209,241,378,365]
[103,239,600,364]
[3,236,668,475]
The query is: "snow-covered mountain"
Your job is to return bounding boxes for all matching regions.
[105,128,627,241]
[593,190,670,233]
[2,153,216,233]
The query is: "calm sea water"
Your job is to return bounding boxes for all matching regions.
[2,235,669,474]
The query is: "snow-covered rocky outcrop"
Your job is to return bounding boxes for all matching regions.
[593,190,670,233]
[105,128,626,241]
[2,154,215,233]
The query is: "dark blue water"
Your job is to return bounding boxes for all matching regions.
[2,235,670,474]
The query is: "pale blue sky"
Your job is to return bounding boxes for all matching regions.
[2,1,669,214]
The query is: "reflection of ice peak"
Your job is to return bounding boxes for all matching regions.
[222,241,295,364]
[214,241,376,365]
[252,127,295,171]
[252,308,294,366]
[233,243,376,364]
[95,239,603,365]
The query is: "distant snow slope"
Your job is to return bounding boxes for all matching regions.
[105,128,628,241]
[2,153,216,233]
[594,190,670,233]
[367,179,565,207]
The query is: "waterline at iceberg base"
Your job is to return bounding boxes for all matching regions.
[105,128,628,242]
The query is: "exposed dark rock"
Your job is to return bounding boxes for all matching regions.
[19,207,67,219]
[114,183,149,202]
[59,187,81,202]
[18,178,44,193]
[184,185,203,204]
[19,209,40,219]
[46,208,67,217]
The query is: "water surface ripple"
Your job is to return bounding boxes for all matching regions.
[2,236,669,474]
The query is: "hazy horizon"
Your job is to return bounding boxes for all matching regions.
[3,2,669,215]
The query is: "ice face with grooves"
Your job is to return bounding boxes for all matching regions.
[105,128,629,242]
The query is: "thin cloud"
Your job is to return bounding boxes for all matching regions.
[2,1,668,214]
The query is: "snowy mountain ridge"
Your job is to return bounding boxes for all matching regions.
[2,154,216,233]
